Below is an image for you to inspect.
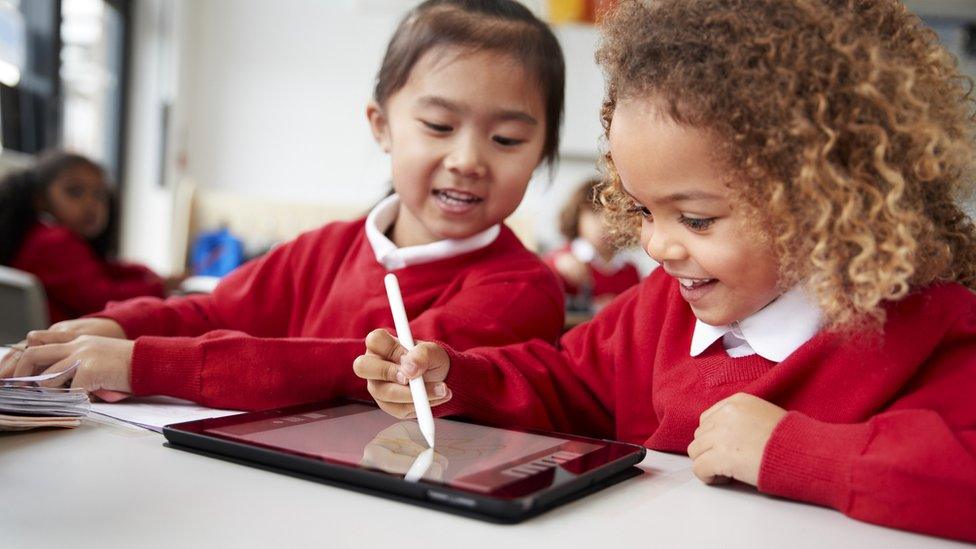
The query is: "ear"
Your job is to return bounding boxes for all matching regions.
[366,100,391,153]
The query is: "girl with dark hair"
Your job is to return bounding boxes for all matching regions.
[0,150,165,323]
[4,0,566,413]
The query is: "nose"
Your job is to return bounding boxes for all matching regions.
[443,132,487,179]
[641,220,687,263]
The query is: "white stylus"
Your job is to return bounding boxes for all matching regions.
[384,273,435,448]
[403,447,435,482]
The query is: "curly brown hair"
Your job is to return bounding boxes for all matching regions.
[595,0,976,329]
[559,178,601,240]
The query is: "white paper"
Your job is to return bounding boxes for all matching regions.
[90,396,243,433]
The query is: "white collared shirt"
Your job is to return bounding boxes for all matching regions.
[364,194,501,271]
[689,286,823,362]
[570,238,630,275]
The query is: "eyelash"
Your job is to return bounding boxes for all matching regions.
[421,120,524,147]
[493,136,524,147]
[422,120,452,133]
[627,204,652,220]
[680,216,716,231]
[627,204,717,231]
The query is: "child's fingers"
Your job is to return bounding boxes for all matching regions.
[690,450,732,485]
[0,343,25,378]
[367,379,411,405]
[353,354,403,383]
[13,343,73,377]
[36,358,81,388]
[400,342,450,381]
[691,450,719,484]
[374,400,419,420]
[367,379,450,404]
[364,329,407,362]
[26,330,78,347]
[686,435,712,460]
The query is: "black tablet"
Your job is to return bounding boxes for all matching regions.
[162,399,646,523]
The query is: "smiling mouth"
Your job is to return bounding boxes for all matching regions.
[677,277,716,289]
[432,188,484,206]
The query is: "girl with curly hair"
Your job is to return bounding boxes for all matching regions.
[356,0,976,541]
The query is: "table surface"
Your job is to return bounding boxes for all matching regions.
[1,418,966,549]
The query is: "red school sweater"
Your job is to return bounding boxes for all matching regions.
[12,223,165,323]
[95,218,564,410]
[438,268,976,542]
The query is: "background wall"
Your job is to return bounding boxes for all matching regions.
[120,0,976,276]
[121,0,613,275]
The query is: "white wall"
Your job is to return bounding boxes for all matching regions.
[121,0,614,273]
[119,0,182,274]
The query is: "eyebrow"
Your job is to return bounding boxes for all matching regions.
[416,95,538,125]
[621,186,724,204]
[658,191,724,203]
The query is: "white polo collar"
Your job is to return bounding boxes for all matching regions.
[689,285,823,362]
[570,238,629,275]
[364,194,501,271]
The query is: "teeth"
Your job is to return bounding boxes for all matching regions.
[678,277,713,288]
[435,189,481,204]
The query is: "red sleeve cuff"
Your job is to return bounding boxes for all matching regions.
[758,411,872,511]
[129,336,205,401]
[431,344,493,419]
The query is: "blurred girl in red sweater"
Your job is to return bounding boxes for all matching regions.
[355,0,976,541]
[2,0,566,411]
[0,150,165,323]
[544,178,641,312]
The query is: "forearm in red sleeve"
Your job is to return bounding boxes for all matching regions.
[436,339,614,437]
[432,290,636,437]
[759,410,976,542]
[94,294,225,338]
[130,331,370,410]
[95,241,296,339]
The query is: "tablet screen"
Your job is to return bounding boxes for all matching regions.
[203,403,607,496]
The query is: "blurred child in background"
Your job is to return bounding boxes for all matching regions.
[545,178,641,311]
[0,150,167,323]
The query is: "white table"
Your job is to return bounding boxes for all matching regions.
[1,419,966,549]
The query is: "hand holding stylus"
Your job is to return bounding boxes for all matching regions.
[380,274,443,447]
[354,327,453,424]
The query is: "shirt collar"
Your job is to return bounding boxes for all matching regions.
[570,238,628,274]
[364,193,501,271]
[689,285,823,362]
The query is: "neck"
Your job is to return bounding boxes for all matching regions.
[596,247,615,263]
[389,203,440,248]
[589,240,615,263]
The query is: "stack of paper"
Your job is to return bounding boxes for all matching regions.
[0,362,90,431]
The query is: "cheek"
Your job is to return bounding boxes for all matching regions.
[638,221,653,251]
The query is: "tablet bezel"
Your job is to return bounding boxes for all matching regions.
[162,398,646,523]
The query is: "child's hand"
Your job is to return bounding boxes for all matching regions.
[687,393,787,486]
[45,318,126,340]
[353,329,452,419]
[0,319,127,378]
[553,252,591,288]
[7,335,134,393]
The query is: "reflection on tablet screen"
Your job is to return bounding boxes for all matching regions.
[206,403,602,494]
